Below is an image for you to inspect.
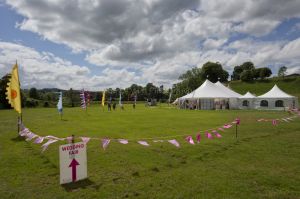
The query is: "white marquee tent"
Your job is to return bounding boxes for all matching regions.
[255,85,298,110]
[179,80,241,110]
[239,92,256,109]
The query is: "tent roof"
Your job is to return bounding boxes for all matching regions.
[239,91,256,99]
[258,85,294,98]
[180,80,237,99]
[215,81,242,98]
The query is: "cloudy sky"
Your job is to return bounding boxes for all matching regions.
[0,0,300,90]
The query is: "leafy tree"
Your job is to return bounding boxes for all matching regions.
[232,66,243,80]
[252,68,261,80]
[232,62,255,80]
[29,87,39,99]
[179,67,202,91]
[200,62,229,83]
[240,70,253,82]
[278,66,287,78]
[145,83,158,99]
[259,67,272,79]
[240,61,255,71]
[0,74,12,109]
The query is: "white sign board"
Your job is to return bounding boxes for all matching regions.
[59,142,87,184]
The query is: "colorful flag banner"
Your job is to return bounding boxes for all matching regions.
[118,139,128,144]
[41,139,58,153]
[101,138,110,150]
[101,91,106,107]
[80,89,86,109]
[168,90,172,103]
[80,137,91,144]
[57,91,63,114]
[85,91,91,106]
[138,141,149,146]
[168,139,180,148]
[5,63,22,114]
[185,136,194,144]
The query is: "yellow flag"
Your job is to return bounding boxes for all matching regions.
[6,63,22,114]
[101,90,105,107]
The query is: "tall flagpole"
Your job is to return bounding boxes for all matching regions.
[17,60,22,134]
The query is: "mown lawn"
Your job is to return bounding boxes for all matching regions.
[0,104,299,199]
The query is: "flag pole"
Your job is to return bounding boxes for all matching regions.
[17,60,22,134]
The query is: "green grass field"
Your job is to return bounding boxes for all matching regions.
[0,104,300,198]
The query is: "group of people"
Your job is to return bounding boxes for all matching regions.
[107,100,136,111]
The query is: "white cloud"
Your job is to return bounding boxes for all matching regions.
[0,42,139,90]
[2,0,300,88]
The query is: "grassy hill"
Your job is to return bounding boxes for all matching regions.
[229,77,300,101]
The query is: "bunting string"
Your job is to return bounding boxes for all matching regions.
[17,108,300,152]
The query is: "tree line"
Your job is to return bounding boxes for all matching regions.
[0,61,289,109]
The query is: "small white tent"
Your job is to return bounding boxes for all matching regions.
[239,92,256,109]
[178,80,240,110]
[256,85,298,110]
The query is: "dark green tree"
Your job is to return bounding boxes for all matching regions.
[259,67,272,79]
[200,62,229,82]
[240,61,255,71]
[240,70,254,82]
[0,74,12,109]
[278,66,287,79]
[179,67,202,91]
[232,66,243,80]
[29,87,39,99]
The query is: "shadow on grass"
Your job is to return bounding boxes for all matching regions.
[11,136,24,142]
[61,178,102,192]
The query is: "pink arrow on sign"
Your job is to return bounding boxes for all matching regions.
[69,158,80,182]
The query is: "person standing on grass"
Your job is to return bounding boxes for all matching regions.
[113,101,116,110]
[108,96,112,111]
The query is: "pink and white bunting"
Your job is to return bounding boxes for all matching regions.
[168,139,180,148]
[80,137,91,144]
[206,132,213,139]
[101,138,110,150]
[223,124,232,129]
[34,136,44,144]
[138,141,149,146]
[218,128,225,132]
[118,139,128,144]
[196,133,201,143]
[185,136,194,145]
[41,139,58,153]
[25,132,37,141]
[272,119,278,126]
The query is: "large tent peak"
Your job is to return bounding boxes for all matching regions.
[258,84,294,98]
